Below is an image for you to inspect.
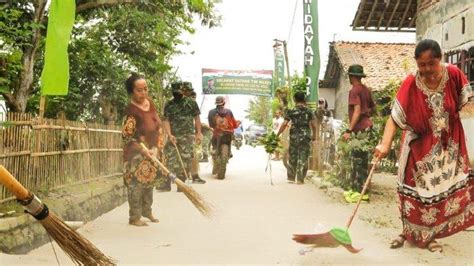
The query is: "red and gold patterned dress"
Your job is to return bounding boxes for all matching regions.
[122,100,161,186]
[392,64,473,247]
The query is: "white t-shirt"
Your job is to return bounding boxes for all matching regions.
[273,117,284,133]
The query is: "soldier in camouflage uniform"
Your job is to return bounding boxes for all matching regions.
[277,91,317,184]
[185,88,212,163]
[200,123,213,162]
[163,82,204,190]
[187,89,206,183]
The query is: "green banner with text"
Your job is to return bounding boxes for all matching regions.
[202,69,273,96]
[273,43,286,92]
[303,0,320,107]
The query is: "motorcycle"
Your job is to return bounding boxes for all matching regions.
[233,134,243,150]
[212,132,232,180]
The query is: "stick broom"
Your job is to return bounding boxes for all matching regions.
[292,159,380,253]
[0,165,114,265]
[140,143,214,218]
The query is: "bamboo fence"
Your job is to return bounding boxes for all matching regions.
[0,112,122,202]
[309,118,336,172]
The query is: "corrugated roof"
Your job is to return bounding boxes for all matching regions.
[332,41,417,90]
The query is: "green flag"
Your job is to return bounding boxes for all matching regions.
[303,0,320,108]
[40,0,75,96]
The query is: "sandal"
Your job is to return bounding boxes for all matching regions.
[390,235,406,249]
[427,240,443,253]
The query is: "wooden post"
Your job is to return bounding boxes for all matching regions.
[316,119,323,177]
[282,40,292,92]
[33,95,46,190]
[39,95,46,121]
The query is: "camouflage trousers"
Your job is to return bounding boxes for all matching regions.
[288,139,311,182]
[350,150,369,192]
[127,182,153,222]
[200,133,212,160]
[164,135,194,183]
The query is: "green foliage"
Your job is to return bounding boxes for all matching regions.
[371,80,402,173]
[291,74,307,94]
[324,126,378,190]
[272,73,308,113]
[324,80,402,189]
[1,0,220,119]
[0,5,43,95]
[271,98,281,115]
[245,96,272,126]
[259,132,281,154]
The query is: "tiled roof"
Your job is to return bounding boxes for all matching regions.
[333,41,417,91]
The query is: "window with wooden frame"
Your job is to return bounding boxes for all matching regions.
[445,48,474,86]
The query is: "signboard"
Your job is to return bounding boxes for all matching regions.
[202,69,273,96]
[303,0,320,106]
[273,43,286,90]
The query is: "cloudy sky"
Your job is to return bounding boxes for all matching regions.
[171,0,415,123]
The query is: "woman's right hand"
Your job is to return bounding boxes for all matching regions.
[374,143,390,160]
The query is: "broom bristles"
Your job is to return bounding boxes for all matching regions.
[293,233,340,247]
[41,212,115,265]
[174,178,214,218]
[292,233,362,253]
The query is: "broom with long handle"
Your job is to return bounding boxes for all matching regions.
[172,142,191,182]
[292,158,380,253]
[0,165,115,265]
[140,143,214,218]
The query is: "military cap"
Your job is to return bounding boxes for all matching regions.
[171,81,183,92]
[182,81,194,91]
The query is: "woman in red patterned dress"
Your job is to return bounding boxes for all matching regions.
[375,39,473,252]
[122,73,161,226]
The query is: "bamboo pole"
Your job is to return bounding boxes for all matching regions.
[39,96,46,120]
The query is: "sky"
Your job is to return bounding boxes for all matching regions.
[171,0,415,124]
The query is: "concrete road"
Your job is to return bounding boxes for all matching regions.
[1,145,473,265]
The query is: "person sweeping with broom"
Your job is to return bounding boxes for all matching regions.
[374,39,474,252]
[122,73,161,226]
[293,39,474,254]
[163,82,204,190]
[124,78,213,218]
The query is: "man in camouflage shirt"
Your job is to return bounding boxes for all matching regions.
[277,91,317,184]
[163,82,204,190]
[186,89,206,184]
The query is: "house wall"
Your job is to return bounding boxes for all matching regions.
[319,87,336,111]
[417,0,474,51]
[333,74,351,120]
[417,0,474,164]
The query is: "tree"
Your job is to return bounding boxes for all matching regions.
[0,0,220,114]
[245,96,272,126]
